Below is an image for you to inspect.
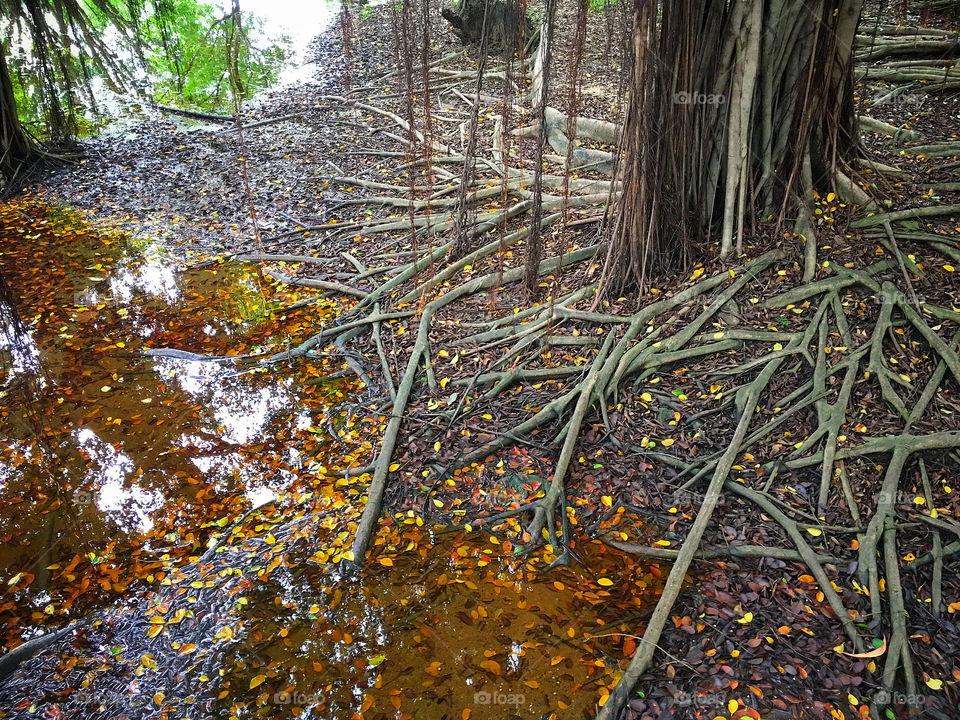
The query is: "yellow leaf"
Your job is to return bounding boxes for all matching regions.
[153,692,165,707]
[250,674,266,689]
[388,463,400,472]
[661,438,674,447]
[597,578,614,587]
[147,624,164,638]
[926,678,943,690]
[179,643,196,655]
[806,528,822,537]
[378,557,394,567]
[737,612,753,624]
[729,698,740,713]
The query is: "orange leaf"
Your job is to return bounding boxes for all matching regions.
[250,674,266,689]
[842,637,887,658]
[480,659,501,675]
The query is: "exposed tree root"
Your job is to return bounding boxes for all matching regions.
[127,49,960,717]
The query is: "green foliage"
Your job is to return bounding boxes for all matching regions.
[141,0,290,113]
[3,0,290,139]
[587,0,619,11]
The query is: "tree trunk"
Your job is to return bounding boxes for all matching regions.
[604,0,862,293]
[0,48,35,197]
[441,0,533,55]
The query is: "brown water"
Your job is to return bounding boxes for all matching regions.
[0,198,666,719]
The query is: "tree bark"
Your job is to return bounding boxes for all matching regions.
[441,0,533,55]
[0,48,36,197]
[604,0,862,292]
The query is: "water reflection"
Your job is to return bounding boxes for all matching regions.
[0,201,668,720]
[0,198,356,622]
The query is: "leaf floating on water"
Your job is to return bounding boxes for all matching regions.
[479,659,501,675]
[250,674,266,689]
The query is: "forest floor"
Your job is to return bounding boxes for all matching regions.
[2,2,960,720]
